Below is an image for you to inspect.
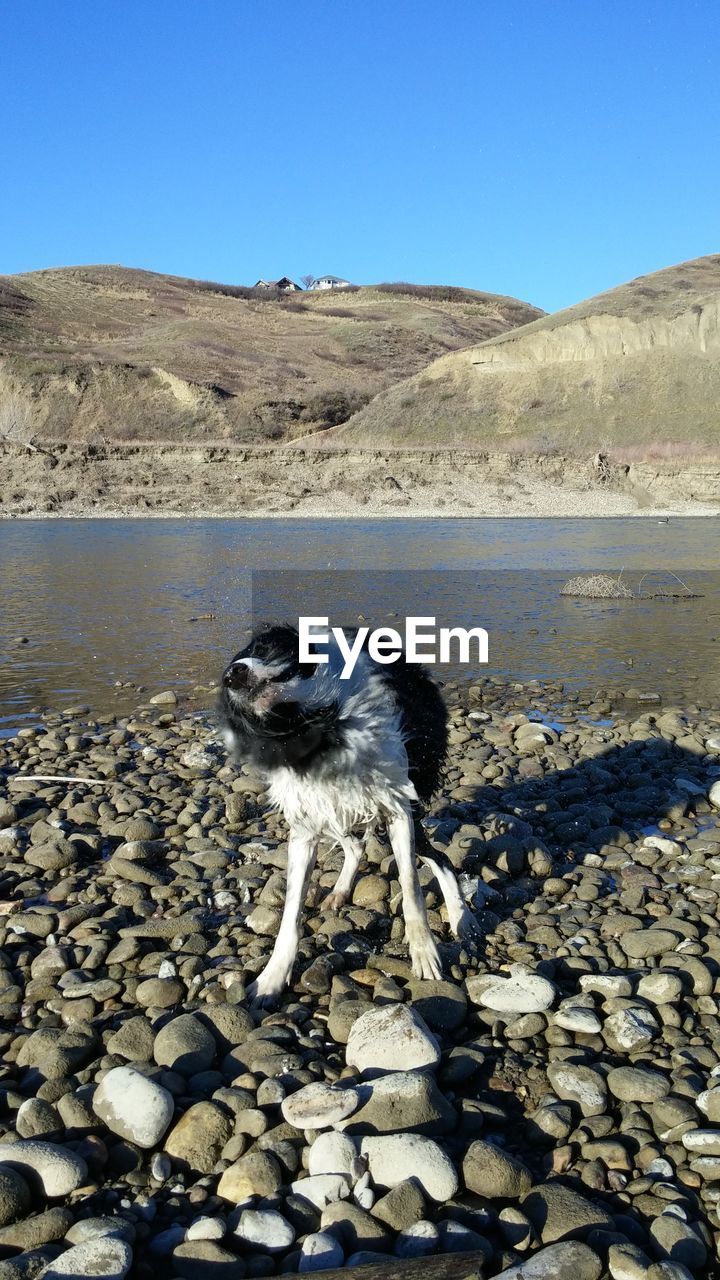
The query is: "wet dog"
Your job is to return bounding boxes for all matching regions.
[219,624,476,1002]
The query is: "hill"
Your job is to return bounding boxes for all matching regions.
[0,266,542,444]
[329,255,720,456]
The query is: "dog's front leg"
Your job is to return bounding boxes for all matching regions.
[247,828,318,1005]
[387,806,442,981]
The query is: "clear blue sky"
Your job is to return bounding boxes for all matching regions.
[3,1,718,311]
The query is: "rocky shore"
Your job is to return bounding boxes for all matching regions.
[1,680,720,1280]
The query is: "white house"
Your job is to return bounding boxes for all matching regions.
[308,274,352,291]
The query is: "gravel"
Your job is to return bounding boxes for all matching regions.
[2,680,720,1277]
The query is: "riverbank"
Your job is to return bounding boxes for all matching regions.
[1,680,720,1276]
[2,443,720,518]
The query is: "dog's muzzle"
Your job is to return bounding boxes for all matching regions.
[222,663,250,691]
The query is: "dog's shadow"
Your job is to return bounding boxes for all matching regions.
[440,733,718,955]
[320,733,719,976]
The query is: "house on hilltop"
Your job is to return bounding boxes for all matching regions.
[254,277,303,292]
[307,274,352,291]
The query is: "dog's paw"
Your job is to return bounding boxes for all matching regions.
[406,924,442,981]
[323,890,349,912]
[246,967,288,1008]
[454,905,483,950]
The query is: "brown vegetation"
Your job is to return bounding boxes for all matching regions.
[332,255,720,456]
[0,265,542,445]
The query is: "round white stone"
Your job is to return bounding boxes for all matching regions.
[234,1209,295,1252]
[553,1007,602,1034]
[0,1140,88,1197]
[478,965,557,1015]
[683,1129,720,1155]
[289,1174,351,1210]
[93,1066,174,1149]
[346,1004,440,1074]
[360,1134,458,1202]
[299,1232,345,1272]
[36,1238,133,1279]
[308,1132,358,1178]
[282,1082,360,1130]
[396,1221,439,1257]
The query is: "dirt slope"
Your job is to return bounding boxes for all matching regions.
[331,255,720,455]
[2,441,718,519]
[0,266,542,444]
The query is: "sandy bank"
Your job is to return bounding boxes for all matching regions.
[1,443,719,519]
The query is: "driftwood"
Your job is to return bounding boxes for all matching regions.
[7,773,106,786]
[561,569,702,600]
[278,1254,486,1280]
[560,572,632,599]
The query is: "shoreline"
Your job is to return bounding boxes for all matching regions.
[2,442,719,520]
[4,504,720,519]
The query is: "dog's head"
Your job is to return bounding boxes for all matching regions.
[221,624,317,724]
[219,626,343,773]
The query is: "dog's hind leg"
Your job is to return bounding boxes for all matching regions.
[413,814,480,945]
[388,805,442,981]
[247,827,318,1005]
[324,835,363,911]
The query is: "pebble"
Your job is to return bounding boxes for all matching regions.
[395,1220,439,1256]
[65,1218,135,1245]
[0,1167,31,1228]
[604,1006,659,1052]
[172,1241,241,1278]
[360,1134,458,1201]
[607,1066,671,1103]
[546,1063,608,1117]
[649,1214,707,1269]
[185,1217,226,1242]
[93,1066,174,1149]
[371,1179,426,1231]
[0,1142,87,1197]
[282,1082,360,1129]
[35,1238,133,1280]
[682,1129,720,1156]
[474,964,557,1014]
[307,1132,357,1178]
[216,1150,282,1202]
[494,1240,603,1279]
[608,1241,653,1280]
[152,1014,216,1075]
[289,1174,351,1210]
[463,1139,533,1199]
[340,1070,456,1135]
[345,1004,440,1073]
[298,1231,345,1271]
[0,1206,73,1251]
[234,1208,295,1252]
[620,929,681,959]
[164,1101,233,1173]
[320,1201,391,1252]
[522,1184,614,1243]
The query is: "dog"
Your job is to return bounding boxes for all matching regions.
[218,623,477,1003]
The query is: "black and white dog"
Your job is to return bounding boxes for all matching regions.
[219,624,476,1002]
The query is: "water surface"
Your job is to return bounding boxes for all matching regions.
[0,517,718,733]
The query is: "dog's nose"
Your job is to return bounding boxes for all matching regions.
[223,664,249,690]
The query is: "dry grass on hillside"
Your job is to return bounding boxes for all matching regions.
[334,254,720,456]
[0,265,542,445]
